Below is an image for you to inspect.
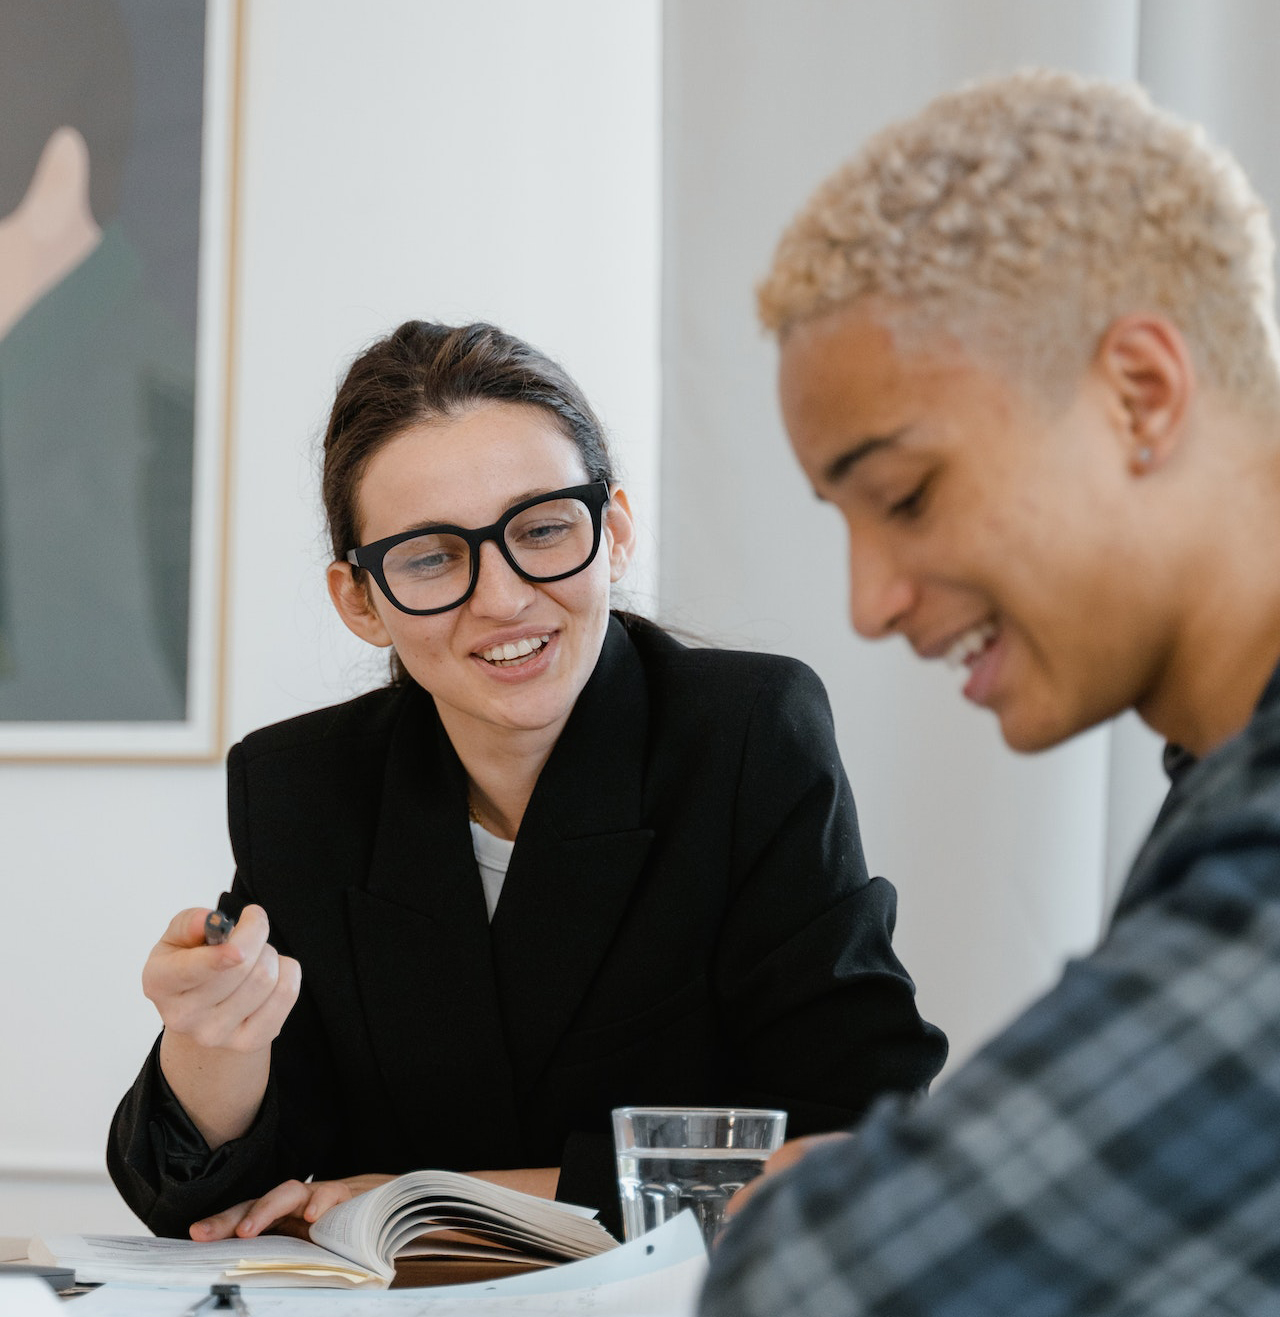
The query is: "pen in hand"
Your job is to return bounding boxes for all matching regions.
[204,910,236,945]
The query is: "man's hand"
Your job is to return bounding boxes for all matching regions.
[723,1132,853,1225]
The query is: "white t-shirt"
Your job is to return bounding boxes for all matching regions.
[469,819,514,921]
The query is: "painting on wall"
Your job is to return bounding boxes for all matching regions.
[0,0,239,760]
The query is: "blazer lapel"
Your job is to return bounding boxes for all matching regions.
[489,619,655,1088]
[347,686,522,1167]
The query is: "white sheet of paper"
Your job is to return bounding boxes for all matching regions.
[32,1231,375,1287]
[0,1277,65,1316]
[65,1212,708,1316]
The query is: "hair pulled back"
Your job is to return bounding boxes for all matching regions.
[322,319,616,565]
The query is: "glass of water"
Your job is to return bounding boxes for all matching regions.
[611,1106,787,1247]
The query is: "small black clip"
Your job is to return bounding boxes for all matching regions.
[182,1282,249,1315]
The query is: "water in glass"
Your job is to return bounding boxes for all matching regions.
[615,1144,771,1245]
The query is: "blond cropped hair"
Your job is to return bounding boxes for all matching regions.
[759,68,1280,412]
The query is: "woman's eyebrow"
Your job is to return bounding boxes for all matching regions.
[503,485,565,508]
[389,486,569,536]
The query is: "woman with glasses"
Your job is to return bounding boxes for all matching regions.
[107,319,946,1242]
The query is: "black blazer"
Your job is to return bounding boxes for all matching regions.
[109,615,946,1237]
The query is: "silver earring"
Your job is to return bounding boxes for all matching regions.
[1136,446,1153,467]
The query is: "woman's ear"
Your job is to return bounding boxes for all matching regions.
[326,562,394,647]
[603,486,637,582]
[1095,315,1194,473]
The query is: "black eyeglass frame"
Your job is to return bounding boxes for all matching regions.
[345,480,611,616]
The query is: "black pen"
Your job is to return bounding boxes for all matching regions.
[204,909,236,945]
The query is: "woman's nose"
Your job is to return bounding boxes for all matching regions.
[467,539,535,618]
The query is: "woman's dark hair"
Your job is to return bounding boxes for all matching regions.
[321,319,619,684]
[322,319,616,563]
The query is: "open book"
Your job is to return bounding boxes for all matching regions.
[31,1170,618,1290]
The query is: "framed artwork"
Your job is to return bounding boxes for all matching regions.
[0,0,240,760]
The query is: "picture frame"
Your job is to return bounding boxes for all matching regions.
[0,0,241,761]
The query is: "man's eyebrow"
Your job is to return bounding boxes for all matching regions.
[820,433,904,487]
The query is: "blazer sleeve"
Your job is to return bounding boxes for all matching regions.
[105,1031,286,1237]
[713,660,947,1131]
[106,742,340,1236]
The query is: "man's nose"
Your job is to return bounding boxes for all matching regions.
[846,533,915,640]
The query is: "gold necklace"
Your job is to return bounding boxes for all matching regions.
[468,798,482,825]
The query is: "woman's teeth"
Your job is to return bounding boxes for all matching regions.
[480,634,551,665]
[944,622,997,669]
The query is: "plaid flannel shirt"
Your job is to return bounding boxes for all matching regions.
[701,661,1280,1316]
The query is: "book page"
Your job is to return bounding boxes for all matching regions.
[66,1213,707,1316]
[28,1233,378,1288]
[307,1168,614,1275]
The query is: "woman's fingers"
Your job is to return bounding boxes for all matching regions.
[143,910,239,999]
[215,947,302,1052]
[189,1175,385,1241]
[233,1180,316,1237]
[145,906,268,999]
[289,1175,392,1224]
[192,1180,313,1240]
[166,907,221,950]
[298,1179,358,1223]
[143,905,300,1052]
[190,1195,257,1241]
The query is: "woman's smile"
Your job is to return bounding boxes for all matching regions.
[475,631,554,667]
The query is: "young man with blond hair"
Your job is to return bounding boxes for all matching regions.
[700,68,1280,1314]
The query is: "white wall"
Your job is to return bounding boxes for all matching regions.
[0,0,660,1235]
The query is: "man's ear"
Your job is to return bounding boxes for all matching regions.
[603,486,637,582]
[1095,315,1195,473]
[326,562,394,647]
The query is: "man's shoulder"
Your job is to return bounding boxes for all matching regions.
[1125,694,1280,910]
[1174,696,1280,831]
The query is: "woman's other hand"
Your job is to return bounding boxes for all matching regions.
[190,1174,395,1241]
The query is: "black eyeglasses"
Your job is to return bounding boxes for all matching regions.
[346,481,611,616]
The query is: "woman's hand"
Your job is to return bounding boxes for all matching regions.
[145,905,302,1150]
[145,905,300,1053]
[190,1174,396,1241]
